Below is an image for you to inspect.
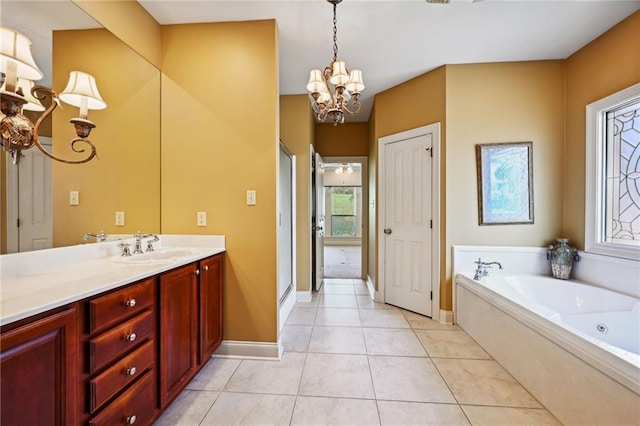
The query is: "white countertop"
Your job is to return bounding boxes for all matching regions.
[0,235,225,326]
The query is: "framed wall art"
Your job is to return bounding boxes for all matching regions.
[476,141,534,225]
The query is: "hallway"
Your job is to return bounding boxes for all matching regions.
[154,279,559,425]
[323,246,361,278]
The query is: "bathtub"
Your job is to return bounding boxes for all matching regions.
[456,273,640,425]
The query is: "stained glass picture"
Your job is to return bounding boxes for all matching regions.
[476,142,534,225]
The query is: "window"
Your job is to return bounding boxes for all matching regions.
[586,83,640,260]
[329,187,358,237]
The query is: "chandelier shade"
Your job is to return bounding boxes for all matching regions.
[0,27,43,82]
[306,0,364,125]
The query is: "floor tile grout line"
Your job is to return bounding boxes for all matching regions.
[361,307,384,426]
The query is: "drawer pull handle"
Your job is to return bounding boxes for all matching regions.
[126,366,137,376]
[204,265,209,271]
[126,415,137,424]
[125,298,137,308]
[125,333,137,342]
[195,269,200,275]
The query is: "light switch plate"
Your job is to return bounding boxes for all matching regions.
[197,211,207,227]
[69,191,79,206]
[247,190,256,205]
[115,211,125,226]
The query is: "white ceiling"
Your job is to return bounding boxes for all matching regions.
[139,0,640,121]
[2,1,639,122]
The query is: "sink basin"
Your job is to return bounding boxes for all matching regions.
[111,247,200,265]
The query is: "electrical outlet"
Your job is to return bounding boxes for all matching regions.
[246,190,256,206]
[69,191,79,206]
[197,211,207,227]
[115,211,125,226]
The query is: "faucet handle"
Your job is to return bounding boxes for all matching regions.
[118,242,132,257]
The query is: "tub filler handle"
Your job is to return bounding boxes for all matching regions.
[473,258,503,280]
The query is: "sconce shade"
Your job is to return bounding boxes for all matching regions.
[0,27,43,81]
[59,71,107,110]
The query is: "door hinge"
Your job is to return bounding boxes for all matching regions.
[430,291,433,300]
[17,218,20,228]
[430,220,432,229]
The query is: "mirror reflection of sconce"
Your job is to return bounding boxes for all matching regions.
[0,27,107,165]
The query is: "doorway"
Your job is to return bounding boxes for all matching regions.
[321,157,367,280]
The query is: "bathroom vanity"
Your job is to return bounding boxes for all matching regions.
[0,235,225,425]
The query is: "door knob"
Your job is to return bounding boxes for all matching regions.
[384,228,392,235]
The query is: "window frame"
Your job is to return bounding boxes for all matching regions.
[585,82,640,261]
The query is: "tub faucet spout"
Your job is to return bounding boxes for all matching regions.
[473,258,503,280]
[83,231,107,243]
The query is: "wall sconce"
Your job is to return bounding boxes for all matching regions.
[0,27,106,165]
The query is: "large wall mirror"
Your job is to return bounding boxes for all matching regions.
[1,1,161,253]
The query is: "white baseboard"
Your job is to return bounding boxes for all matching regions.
[366,275,375,298]
[439,309,453,325]
[213,340,282,360]
[279,289,296,331]
[296,290,312,303]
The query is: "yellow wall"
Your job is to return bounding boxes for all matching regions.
[564,11,640,248]
[371,66,447,295]
[280,95,315,292]
[160,21,279,343]
[315,123,369,157]
[72,0,161,69]
[52,29,160,247]
[445,61,565,308]
[371,62,566,310]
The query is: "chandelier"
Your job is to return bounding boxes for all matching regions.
[335,163,353,175]
[306,0,364,126]
[0,27,106,165]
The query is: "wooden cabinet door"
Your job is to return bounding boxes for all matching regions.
[159,263,198,407]
[0,306,79,426]
[199,254,223,364]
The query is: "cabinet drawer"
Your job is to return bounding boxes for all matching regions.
[89,278,155,334]
[89,340,154,412]
[89,311,154,373]
[89,370,155,426]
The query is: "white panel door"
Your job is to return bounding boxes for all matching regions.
[18,143,53,251]
[314,153,325,289]
[383,134,432,316]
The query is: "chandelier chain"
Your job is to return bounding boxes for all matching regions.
[332,2,338,62]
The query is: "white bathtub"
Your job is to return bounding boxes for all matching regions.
[456,272,640,425]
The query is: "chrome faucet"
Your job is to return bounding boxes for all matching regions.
[473,258,503,280]
[133,231,159,254]
[133,231,144,254]
[83,231,107,243]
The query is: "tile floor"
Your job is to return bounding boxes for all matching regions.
[154,279,561,425]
